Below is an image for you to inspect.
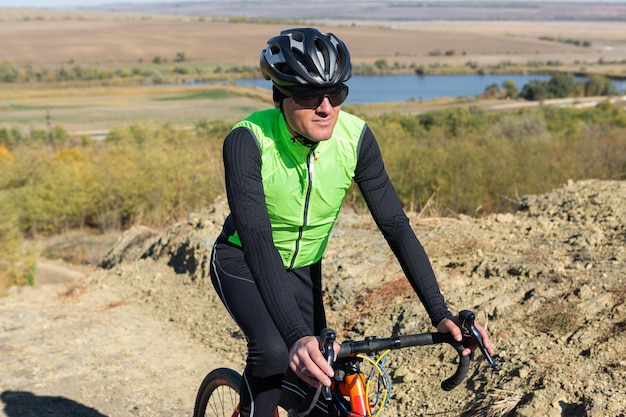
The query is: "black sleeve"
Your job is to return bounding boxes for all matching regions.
[354,125,452,327]
[223,127,311,347]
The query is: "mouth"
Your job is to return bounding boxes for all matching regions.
[313,115,335,125]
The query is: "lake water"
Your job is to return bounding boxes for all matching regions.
[236,74,625,104]
[235,74,552,104]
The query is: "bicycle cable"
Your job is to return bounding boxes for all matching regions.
[357,349,392,417]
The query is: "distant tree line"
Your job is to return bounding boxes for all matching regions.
[539,36,592,48]
[0,58,259,85]
[481,72,618,100]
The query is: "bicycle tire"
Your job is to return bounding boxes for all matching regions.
[193,368,242,417]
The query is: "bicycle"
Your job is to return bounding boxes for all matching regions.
[193,310,499,417]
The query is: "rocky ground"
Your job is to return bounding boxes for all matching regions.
[1,179,624,417]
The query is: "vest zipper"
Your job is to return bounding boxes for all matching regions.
[289,149,315,269]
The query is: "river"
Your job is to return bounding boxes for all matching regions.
[235,73,625,104]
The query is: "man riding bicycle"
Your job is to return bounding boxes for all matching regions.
[209,27,494,417]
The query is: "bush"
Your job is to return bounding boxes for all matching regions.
[2,122,224,235]
[0,197,36,291]
[502,80,519,99]
[548,72,577,98]
[521,79,550,101]
[349,105,626,214]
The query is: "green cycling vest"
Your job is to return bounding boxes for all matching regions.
[227,108,366,270]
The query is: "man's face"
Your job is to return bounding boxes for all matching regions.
[278,84,349,142]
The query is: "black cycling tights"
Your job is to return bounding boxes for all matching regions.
[210,239,330,417]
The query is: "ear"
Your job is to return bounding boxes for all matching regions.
[272,84,287,109]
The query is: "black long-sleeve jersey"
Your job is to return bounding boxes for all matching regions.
[221,123,452,348]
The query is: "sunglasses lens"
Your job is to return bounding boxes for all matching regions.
[295,94,324,108]
[293,85,349,108]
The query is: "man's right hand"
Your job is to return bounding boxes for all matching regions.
[289,336,337,388]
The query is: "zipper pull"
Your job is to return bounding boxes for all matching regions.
[309,150,316,177]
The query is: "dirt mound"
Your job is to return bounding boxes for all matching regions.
[96,179,625,416]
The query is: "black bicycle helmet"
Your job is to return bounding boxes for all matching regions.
[260,27,352,87]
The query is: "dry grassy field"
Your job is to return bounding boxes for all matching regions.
[1,7,625,133]
[2,8,625,68]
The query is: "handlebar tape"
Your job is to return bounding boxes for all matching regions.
[337,332,470,391]
[440,342,470,391]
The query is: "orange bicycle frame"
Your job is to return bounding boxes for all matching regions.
[336,372,371,417]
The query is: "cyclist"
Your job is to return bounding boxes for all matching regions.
[210,27,494,417]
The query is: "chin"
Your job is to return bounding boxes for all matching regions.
[315,129,335,141]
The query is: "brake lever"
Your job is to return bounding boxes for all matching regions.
[458,310,499,371]
[319,328,336,401]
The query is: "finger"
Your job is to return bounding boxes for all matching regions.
[439,318,463,342]
[300,361,333,388]
[297,365,322,388]
[450,324,463,342]
[306,345,335,379]
[306,360,333,386]
[295,350,332,386]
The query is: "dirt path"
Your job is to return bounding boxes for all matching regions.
[0,260,230,417]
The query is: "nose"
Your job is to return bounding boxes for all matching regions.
[317,95,334,111]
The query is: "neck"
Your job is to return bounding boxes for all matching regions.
[292,134,318,148]
[279,100,319,148]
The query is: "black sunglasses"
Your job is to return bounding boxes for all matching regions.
[276,84,349,108]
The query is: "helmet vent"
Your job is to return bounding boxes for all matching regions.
[291,31,304,42]
[269,45,281,55]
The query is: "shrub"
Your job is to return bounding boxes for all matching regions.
[502,80,519,99]
[548,72,577,98]
[0,197,36,291]
[585,74,618,96]
[2,122,225,235]
[347,105,626,214]
[0,144,13,161]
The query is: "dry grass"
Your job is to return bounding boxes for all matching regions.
[2,8,625,133]
[340,277,415,329]
[103,299,128,310]
[1,9,625,70]
[533,295,579,337]
[58,282,86,300]
[463,388,527,417]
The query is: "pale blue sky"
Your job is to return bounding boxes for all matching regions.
[1,0,625,9]
[0,0,196,7]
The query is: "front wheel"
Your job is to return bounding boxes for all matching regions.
[193,368,242,417]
